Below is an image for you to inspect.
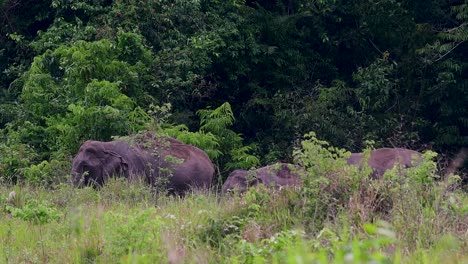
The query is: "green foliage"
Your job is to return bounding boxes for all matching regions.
[353,56,396,111]
[3,32,154,182]
[6,199,60,225]
[0,0,53,91]
[229,221,397,264]
[296,81,371,149]
[163,124,222,161]
[2,0,468,183]
[163,102,259,176]
[0,130,38,184]
[197,102,260,171]
[293,132,366,230]
[22,159,69,186]
[0,177,467,263]
[104,208,165,259]
[30,17,98,54]
[45,80,150,156]
[414,3,468,151]
[231,229,306,263]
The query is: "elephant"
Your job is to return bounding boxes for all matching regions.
[221,148,422,193]
[71,135,215,195]
[347,148,422,178]
[222,163,303,193]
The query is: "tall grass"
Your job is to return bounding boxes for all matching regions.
[1,135,467,263]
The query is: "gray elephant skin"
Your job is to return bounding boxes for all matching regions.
[71,136,214,194]
[347,148,422,178]
[222,148,422,193]
[222,163,303,193]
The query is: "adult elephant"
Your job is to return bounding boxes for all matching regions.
[347,148,422,178]
[71,135,214,195]
[222,163,303,193]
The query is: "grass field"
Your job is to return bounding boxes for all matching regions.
[1,141,467,263]
[1,175,467,264]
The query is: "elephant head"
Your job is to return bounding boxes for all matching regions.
[71,140,129,187]
[222,163,303,194]
[222,169,259,193]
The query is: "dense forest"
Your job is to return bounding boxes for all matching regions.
[1,1,467,263]
[1,0,467,183]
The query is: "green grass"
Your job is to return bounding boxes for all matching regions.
[0,177,467,264]
[1,137,467,263]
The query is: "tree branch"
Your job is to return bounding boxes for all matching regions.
[434,40,465,62]
[368,38,385,56]
[433,22,467,33]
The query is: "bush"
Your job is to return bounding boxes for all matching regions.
[293,132,370,231]
[6,199,60,225]
[22,159,69,186]
[0,130,38,184]
[292,131,467,254]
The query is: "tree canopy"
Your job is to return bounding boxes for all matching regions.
[1,0,467,184]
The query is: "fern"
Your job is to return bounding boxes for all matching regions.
[197,102,235,135]
[225,145,260,171]
[197,102,259,172]
[159,102,259,175]
[161,124,222,160]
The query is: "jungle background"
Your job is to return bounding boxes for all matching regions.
[0,0,467,263]
[1,0,467,183]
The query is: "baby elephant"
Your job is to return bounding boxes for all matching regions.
[222,163,303,193]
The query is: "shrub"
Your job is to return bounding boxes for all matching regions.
[0,130,38,184]
[292,131,467,257]
[293,132,370,231]
[22,159,69,186]
[6,199,60,225]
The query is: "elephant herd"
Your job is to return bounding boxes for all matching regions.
[71,135,423,195]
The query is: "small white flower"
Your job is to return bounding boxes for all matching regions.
[197,209,207,215]
[165,214,176,220]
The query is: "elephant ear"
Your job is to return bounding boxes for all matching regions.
[103,150,128,175]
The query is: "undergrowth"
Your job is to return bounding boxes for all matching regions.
[0,134,467,263]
